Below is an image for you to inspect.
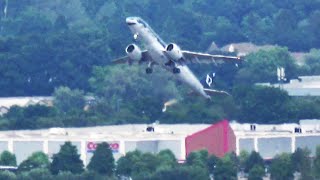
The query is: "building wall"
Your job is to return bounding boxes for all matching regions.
[239,138,254,153]
[296,136,320,155]
[157,140,182,159]
[0,141,8,152]
[237,134,320,159]
[227,125,236,154]
[258,137,291,159]
[14,141,43,164]
[124,140,183,160]
[185,120,236,158]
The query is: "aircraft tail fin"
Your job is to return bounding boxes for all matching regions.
[200,72,230,97]
[200,72,216,89]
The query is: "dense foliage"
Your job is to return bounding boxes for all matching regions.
[0,1,320,128]
[18,152,50,172]
[1,143,320,179]
[1,0,320,96]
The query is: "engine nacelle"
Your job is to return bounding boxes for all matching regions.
[165,43,183,61]
[126,44,142,62]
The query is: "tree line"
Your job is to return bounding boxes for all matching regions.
[0,141,320,180]
[1,50,320,129]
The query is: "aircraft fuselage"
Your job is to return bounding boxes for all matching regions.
[126,17,210,99]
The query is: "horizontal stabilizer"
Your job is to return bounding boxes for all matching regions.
[203,88,230,96]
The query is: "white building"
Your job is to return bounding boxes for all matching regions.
[0,119,320,165]
[0,124,211,165]
[233,120,320,159]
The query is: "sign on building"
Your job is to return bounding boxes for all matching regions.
[86,141,119,153]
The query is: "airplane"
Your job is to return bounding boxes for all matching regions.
[113,17,242,99]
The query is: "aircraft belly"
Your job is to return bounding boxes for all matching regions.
[147,47,208,98]
[141,32,209,98]
[176,66,209,98]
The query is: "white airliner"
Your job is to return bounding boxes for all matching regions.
[113,17,241,99]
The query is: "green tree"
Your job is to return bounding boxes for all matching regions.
[236,47,298,84]
[207,154,219,174]
[156,149,177,169]
[0,170,16,180]
[152,165,210,180]
[291,148,312,179]
[233,85,292,123]
[89,65,180,123]
[239,150,249,171]
[248,165,265,180]
[79,170,118,180]
[116,150,142,177]
[18,152,50,172]
[186,151,207,168]
[213,16,244,45]
[3,105,57,130]
[304,49,320,75]
[244,151,264,173]
[50,142,84,175]
[53,86,85,114]
[0,151,16,166]
[241,13,274,44]
[131,152,159,179]
[214,154,237,180]
[18,168,53,180]
[270,153,294,180]
[87,142,115,175]
[54,171,78,180]
[313,145,320,179]
[273,9,299,50]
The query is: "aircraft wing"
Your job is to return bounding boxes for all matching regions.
[112,51,153,65]
[112,56,130,64]
[181,51,242,64]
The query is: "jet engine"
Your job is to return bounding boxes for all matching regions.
[165,43,183,61]
[126,44,142,62]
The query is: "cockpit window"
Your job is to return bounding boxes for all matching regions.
[127,22,136,26]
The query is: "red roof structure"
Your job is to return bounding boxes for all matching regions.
[185,120,236,158]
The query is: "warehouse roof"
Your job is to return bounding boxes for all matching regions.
[230,119,320,138]
[1,119,320,141]
[0,124,212,141]
[0,97,53,108]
